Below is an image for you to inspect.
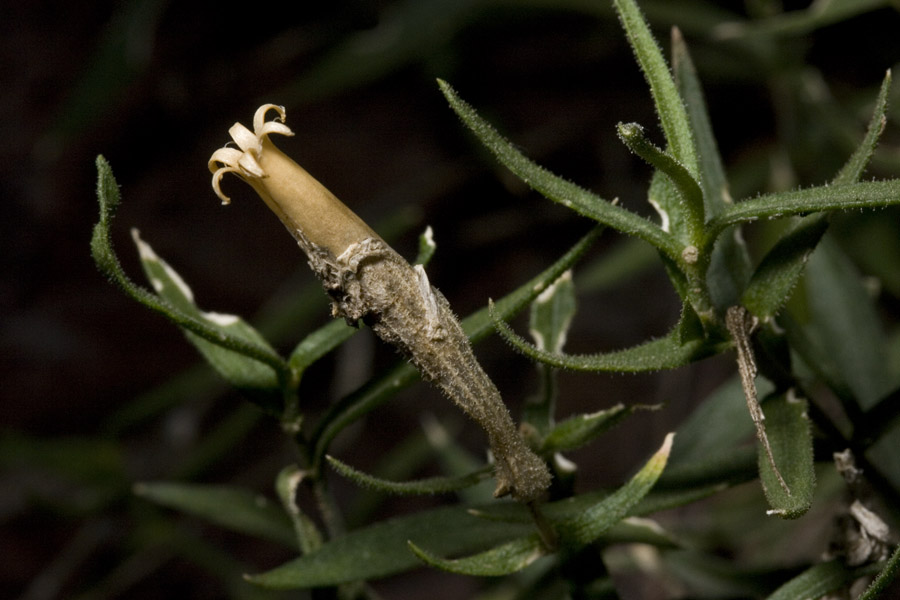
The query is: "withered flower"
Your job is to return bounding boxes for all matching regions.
[210,105,551,502]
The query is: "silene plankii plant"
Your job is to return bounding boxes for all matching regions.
[91,0,900,596]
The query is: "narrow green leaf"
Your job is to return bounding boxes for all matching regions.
[247,504,535,588]
[744,71,893,322]
[310,228,601,467]
[288,319,356,376]
[765,560,861,600]
[408,535,545,577]
[91,157,288,384]
[613,0,699,175]
[275,466,324,555]
[671,27,752,309]
[604,516,679,548]
[742,215,829,321]
[557,433,673,546]
[540,404,648,454]
[658,446,757,490]
[529,270,576,356]
[492,306,721,372]
[757,391,815,519]
[409,434,675,577]
[708,179,900,234]
[130,229,281,402]
[250,437,672,589]
[525,270,577,437]
[833,70,892,185]
[798,237,892,410]
[860,542,900,600]
[326,455,488,495]
[437,80,682,262]
[133,482,296,549]
[633,483,735,516]
[669,377,754,464]
[670,27,728,217]
[415,225,437,266]
[618,122,704,244]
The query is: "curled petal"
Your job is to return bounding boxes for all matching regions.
[253,103,287,134]
[229,122,260,153]
[208,147,244,173]
[211,166,242,204]
[258,120,294,139]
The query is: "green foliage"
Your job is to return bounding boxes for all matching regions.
[756,391,815,519]
[82,0,900,597]
[133,482,297,548]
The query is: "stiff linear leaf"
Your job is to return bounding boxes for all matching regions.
[473,483,734,527]
[860,542,900,600]
[130,230,281,404]
[742,215,829,321]
[833,70,892,185]
[247,504,535,588]
[250,436,673,589]
[612,0,699,176]
[605,516,679,548]
[525,270,577,437]
[275,466,324,555]
[492,306,722,372]
[408,535,545,577]
[664,550,785,598]
[540,404,650,454]
[742,72,892,321]
[529,270,576,356]
[671,27,751,309]
[437,80,681,262]
[326,455,488,495]
[415,225,437,266]
[707,179,900,234]
[670,28,727,217]
[799,237,892,410]
[133,482,296,549]
[557,433,673,546]
[409,434,674,577]
[658,447,757,490]
[757,391,815,519]
[91,157,288,383]
[765,560,871,600]
[310,227,601,467]
[711,73,895,237]
[668,376,765,465]
[618,123,703,245]
[288,319,356,376]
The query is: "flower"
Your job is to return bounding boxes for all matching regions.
[208,104,380,257]
[209,105,551,503]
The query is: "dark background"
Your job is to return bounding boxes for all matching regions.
[3,1,900,598]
